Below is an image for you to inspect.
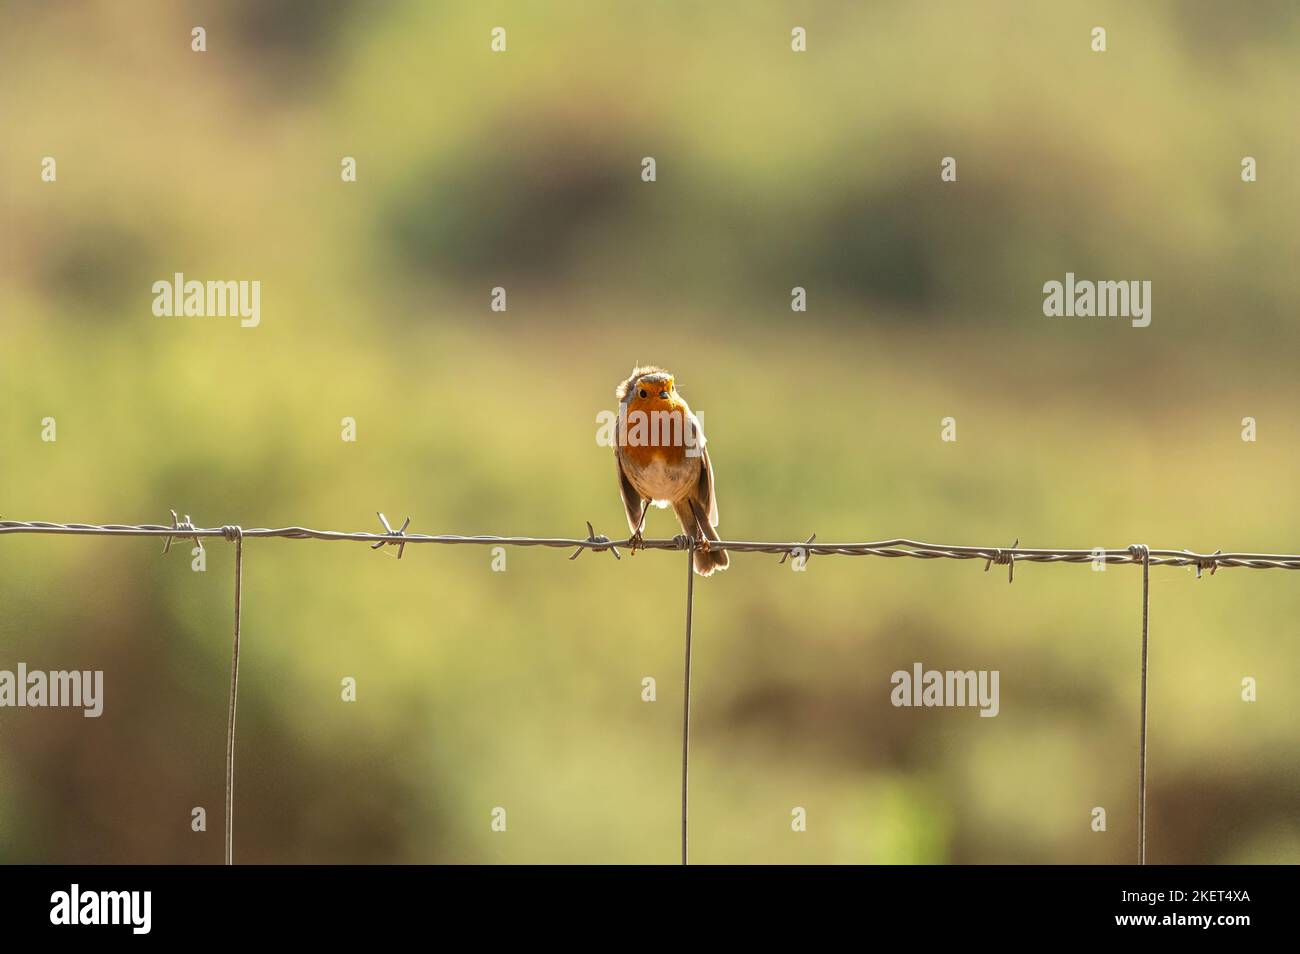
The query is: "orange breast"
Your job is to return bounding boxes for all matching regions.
[623,440,687,469]
[620,403,691,469]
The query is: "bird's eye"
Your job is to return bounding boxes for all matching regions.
[638,389,647,399]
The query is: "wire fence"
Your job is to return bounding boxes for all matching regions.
[5,514,1300,865]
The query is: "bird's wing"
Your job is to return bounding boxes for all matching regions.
[615,454,644,532]
[698,443,719,526]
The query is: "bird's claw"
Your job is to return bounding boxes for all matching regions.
[628,531,644,555]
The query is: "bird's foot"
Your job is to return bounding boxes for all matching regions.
[694,533,711,553]
[628,531,644,555]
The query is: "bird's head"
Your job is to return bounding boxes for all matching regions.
[617,366,683,414]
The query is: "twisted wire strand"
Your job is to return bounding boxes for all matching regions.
[3,521,1298,570]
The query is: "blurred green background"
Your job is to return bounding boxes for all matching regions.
[2,0,1298,863]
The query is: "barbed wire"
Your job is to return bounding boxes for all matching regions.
[5,513,1297,866]
[3,518,1298,572]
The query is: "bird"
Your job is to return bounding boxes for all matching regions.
[613,366,729,576]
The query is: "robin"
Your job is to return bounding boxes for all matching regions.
[613,366,729,576]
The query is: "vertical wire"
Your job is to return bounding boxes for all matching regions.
[1137,545,1150,865]
[225,535,244,865]
[681,543,696,866]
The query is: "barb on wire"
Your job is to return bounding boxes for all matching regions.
[777,532,816,566]
[570,521,620,561]
[984,538,1018,583]
[163,509,202,555]
[1194,548,1222,579]
[371,512,411,559]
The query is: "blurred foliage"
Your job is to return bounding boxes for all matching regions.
[1,1,1298,863]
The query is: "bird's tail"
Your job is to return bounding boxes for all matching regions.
[678,498,729,577]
